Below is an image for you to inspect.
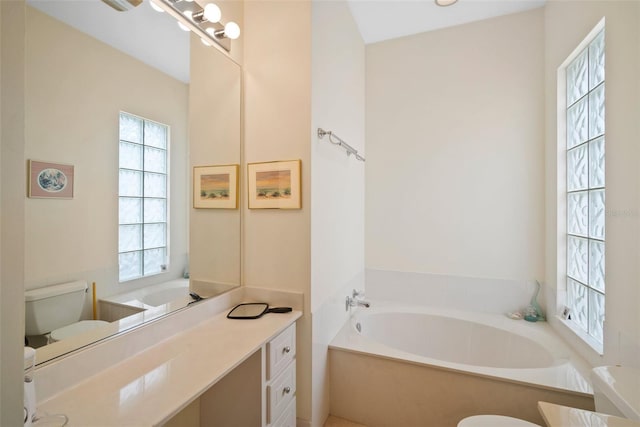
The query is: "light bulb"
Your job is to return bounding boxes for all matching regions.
[149,0,164,12]
[178,21,190,31]
[224,21,240,40]
[203,3,221,23]
[201,38,212,47]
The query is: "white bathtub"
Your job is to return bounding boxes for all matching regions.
[329,302,595,426]
[99,279,238,323]
[331,303,592,392]
[101,278,192,310]
[357,311,558,369]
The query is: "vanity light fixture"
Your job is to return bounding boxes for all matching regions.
[150,0,240,52]
[101,0,142,11]
[435,0,458,6]
[149,0,164,12]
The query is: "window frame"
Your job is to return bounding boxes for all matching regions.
[556,18,606,354]
[118,111,171,283]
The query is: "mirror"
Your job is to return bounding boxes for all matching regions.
[24,0,241,365]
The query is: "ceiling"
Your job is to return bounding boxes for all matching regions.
[347,0,546,44]
[27,0,189,83]
[27,0,547,84]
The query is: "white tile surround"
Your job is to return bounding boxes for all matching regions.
[366,269,542,315]
[34,287,302,426]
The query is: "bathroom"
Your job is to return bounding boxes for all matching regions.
[1,0,640,426]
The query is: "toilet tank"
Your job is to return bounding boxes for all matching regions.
[25,281,88,335]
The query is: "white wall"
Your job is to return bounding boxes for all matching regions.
[365,9,545,283]
[311,1,365,425]
[544,0,640,368]
[24,7,189,306]
[1,1,26,424]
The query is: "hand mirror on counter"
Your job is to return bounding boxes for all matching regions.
[227,303,293,319]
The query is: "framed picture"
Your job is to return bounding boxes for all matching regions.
[193,164,239,209]
[28,160,74,199]
[248,160,301,209]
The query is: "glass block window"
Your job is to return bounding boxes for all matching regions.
[565,29,605,344]
[118,112,169,282]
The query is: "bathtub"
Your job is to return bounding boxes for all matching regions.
[98,279,193,322]
[99,279,238,322]
[329,302,595,426]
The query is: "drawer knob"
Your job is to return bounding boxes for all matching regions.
[283,386,291,394]
[283,346,291,354]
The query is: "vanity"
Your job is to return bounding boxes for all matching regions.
[34,287,301,426]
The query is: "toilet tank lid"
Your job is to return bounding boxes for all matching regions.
[25,280,88,302]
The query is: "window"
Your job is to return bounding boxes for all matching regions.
[118,112,169,282]
[563,27,605,346]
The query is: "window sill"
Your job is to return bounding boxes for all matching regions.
[556,315,604,356]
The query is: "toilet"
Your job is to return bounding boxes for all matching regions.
[458,365,640,427]
[25,280,108,344]
[457,415,539,427]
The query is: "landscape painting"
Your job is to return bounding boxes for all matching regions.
[256,170,291,200]
[248,160,301,209]
[193,164,238,209]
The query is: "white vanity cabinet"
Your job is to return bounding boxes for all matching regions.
[266,323,296,426]
[36,290,301,427]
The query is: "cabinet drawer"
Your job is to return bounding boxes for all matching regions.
[267,360,296,425]
[271,396,296,427]
[267,323,296,380]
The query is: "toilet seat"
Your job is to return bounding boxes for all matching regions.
[49,320,109,342]
[457,415,541,427]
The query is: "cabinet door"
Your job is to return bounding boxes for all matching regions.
[267,361,296,424]
[267,323,296,380]
[272,397,296,427]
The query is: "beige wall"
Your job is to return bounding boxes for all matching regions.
[365,9,545,282]
[544,0,640,367]
[1,1,26,425]
[189,33,242,288]
[24,7,189,303]
[242,0,312,422]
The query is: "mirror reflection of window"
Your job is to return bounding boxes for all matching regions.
[118,112,170,282]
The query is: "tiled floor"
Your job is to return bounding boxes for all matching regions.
[324,415,367,427]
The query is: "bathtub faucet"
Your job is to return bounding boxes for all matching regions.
[346,290,371,311]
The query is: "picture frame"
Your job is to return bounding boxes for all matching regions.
[193,164,239,209]
[28,160,74,199]
[247,160,301,209]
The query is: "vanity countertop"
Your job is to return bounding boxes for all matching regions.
[36,306,301,426]
[539,402,640,427]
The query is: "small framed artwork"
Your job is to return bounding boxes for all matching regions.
[28,160,74,199]
[193,164,239,209]
[247,160,301,209]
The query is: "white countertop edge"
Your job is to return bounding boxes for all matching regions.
[34,287,303,405]
[36,299,301,426]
